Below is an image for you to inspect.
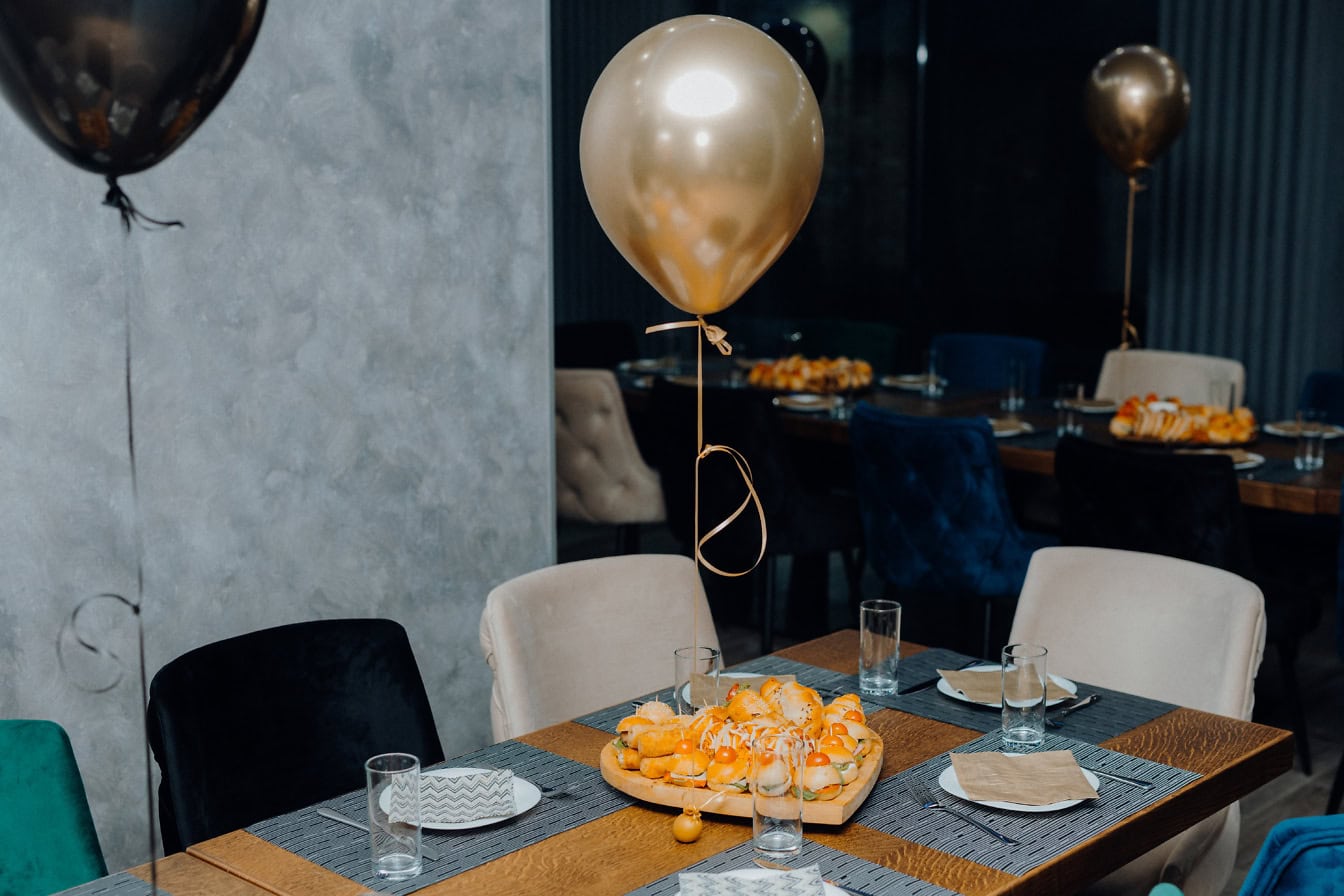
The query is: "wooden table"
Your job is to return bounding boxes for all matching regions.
[179,631,1293,896]
[624,379,1344,516]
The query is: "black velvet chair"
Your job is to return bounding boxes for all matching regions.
[1299,369,1344,425]
[646,378,863,653]
[147,618,443,852]
[1054,435,1320,773]
[849,402,1058,657]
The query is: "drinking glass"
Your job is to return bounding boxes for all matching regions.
[1056,383,1083,437]
[1001,644,1048,748]
[752,732,804,857]
[1001,358,1026,413]
[365,753,422,880]
[859,599,900,696]
[1295,408,1327,472]
[1208,378,1235,412]
[674,645,722,715]
[922,348,944,398]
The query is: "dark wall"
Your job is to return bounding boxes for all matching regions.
[553,0,1159,384]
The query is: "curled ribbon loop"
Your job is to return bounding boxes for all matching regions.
[56,592,138,694]
[694,444,768,577]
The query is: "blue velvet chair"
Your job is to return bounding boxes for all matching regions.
[849,402,1057,656]
[1238,815,1344,895]
[0,719,106,896]
[928,332,1047,397]
[1298,370,1344,425]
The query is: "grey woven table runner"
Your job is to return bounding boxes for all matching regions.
[852,730,1200,877]
[248,739,632,894]
[54,872,167,896]
[627,839,962,896]
[573,652,1177,745]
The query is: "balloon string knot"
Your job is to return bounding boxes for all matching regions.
[103,176,184,233]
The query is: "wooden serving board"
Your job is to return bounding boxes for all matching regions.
[598,737,883,825]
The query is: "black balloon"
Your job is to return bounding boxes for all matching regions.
[0,0,266,177]
[760,17,828,102]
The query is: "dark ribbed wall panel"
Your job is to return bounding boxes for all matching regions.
[1153,0,1344,419]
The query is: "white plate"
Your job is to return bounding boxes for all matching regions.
[987,418,1035,438]
[772,393,840,413]
[1263,420,1344,439]
[936,664,1077,708]
[675,868,845,896]
[937,761,1100,813]
[1175,449,1266,471]
[880,373,945,391]
[1235,452,1266,471]
[379,767,541,831]
[1052,398,1117,414]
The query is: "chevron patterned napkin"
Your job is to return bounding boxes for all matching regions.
[417,769,515,823]
[678,866,825,895]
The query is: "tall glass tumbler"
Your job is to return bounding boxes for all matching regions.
[859,599,901,696]
[922,349,944,398]
[365,752,422,880]
[752,732,805,857]
[1001,644,1048,748]
[1295,408,1327,472]
[674,645,722,715]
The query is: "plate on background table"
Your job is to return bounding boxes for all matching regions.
[881,373,945,391]
[1069,398,1118,414]
[1175,448,1265,470]
[379,767,541,831]
[675,868,846,896]
[773,393,841,413]
[987,418,1034,438]
[936,664,1078,708]
[1262,420,1344,439]
[937,763,1099,813]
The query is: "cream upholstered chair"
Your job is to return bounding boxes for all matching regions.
[479,554,719,741]
[1009,547,1267,896]
[1094,348,1246,407]
[555,368,665,553]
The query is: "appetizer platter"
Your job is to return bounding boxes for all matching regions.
[1109,394,1257,444]
[599,679,883,825]
[747,355,874,394]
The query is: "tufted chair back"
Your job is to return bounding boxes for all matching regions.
[929,332,1048,397]
[555,369,665,530]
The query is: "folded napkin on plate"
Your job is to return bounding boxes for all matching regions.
[408,769,516,824]
[949,750,1098,806]
[937,668,1073,704]
[678,865,825,896]
[690,673,796,706]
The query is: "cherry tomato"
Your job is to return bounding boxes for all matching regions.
[673,739,696,755]
[806,751,832,767]
[713,745,738,764]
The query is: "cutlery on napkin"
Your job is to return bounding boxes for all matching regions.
[949,750,1098,806]
[937,668,1074,704]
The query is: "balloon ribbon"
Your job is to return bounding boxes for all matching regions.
[103,176,184,233]
[644,318,768,580]
[1119,174,1145,349]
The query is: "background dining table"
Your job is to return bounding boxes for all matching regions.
[147,630,1293,896]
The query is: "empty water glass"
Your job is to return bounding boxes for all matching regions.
[1001,358,1026,413]
[1001,644,1048,748]
[1295,408,1327,472]
[922,349,944,398]
[1056,383,1083,437]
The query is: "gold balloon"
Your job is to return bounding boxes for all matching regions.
[580,15,824,317]
[1085,45,1190,175]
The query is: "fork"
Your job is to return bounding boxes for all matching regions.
[902,776,1019,845]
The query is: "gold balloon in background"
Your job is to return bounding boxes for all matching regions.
[1085,45,1190,175]
[580,15,824,317]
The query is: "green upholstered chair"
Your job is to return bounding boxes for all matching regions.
[0,719,106,896]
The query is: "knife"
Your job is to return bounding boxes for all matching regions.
[315,807,442,861]
[896,658,982,696]
[1045,693,1100,727]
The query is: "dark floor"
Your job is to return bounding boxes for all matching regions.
[558,518,1343,894]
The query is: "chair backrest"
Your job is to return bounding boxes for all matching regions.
[848,402,1037,597]
[928,332,1047,397]
[1094,348,1246,407]
[555,368,665,526]
[1009,546,1266,719]
[0,720,106,896]
[1054,435,1255,580]
[480,554,720,741]
[1298,370,1344,426]
[147,618,443,853]
[1238,815,1344,895]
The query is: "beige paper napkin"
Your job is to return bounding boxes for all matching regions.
[937,668,1073,704]
[950,750,1098,806]
[689,673,796,706]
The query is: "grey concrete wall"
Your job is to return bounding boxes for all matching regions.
[0,0,553,871]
